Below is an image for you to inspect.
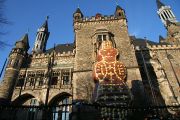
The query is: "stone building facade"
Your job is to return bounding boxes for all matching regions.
[0,0,180,119]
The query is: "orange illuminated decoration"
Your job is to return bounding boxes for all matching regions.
[93,40,126,85]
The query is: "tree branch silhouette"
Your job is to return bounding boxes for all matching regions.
[0,0,10,48]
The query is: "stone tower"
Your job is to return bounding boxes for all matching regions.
[73,5,144,104]
[156,0,180,45]
[156,0,177,27]
[33,17,50,53]
[0,34,29,104]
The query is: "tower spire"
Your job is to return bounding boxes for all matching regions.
[156,0,165,9]
[156,0,177,27]
[115,3,125,19]
[33,17,50,53]
[73,7,83,22]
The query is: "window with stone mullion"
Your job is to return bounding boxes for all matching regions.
[62,70,70,85]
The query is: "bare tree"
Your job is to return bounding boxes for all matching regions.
[0,0,9,48]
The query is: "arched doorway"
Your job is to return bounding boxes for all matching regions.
[49,93,72,120]
[12,94,42,120]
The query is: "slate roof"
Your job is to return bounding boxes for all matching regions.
[75,8,82,14]
[40,20,48,32]
[16,33,30,50]
[45,43,74,54]
[116,5,123,10]
[174,22,180,26]
[156,0,165,9]
[130,36,168,46]
[45,36,171,54]
[21,33,30,50]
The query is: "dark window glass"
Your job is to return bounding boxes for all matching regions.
[62,72,70,85]
[97,35,107,41]
[30,78,34,86]
[39,79,43,86]
[51,77,58,85]
[164,12,168,19]
[103,35,106,41]
[98,35,102,41]
[16,78,24,87]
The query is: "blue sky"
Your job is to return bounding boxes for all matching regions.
[0,0,180,79]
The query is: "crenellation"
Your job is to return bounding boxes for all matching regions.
[78,15,124,23]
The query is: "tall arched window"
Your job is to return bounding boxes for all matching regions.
[52,97,71,120]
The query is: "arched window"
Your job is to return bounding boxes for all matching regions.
[160,14,165,20]
[52,97,70,120]
[96,33,115,50]
[163,12,168,19]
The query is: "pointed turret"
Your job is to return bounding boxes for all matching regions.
[156,0,165,9]
[21,33,30,50]
[15,33,30,51]
[33,17,50,53]
[0,34,29,105]
[156,0,177,27]
[73,8,83,22]
[114,5,126,19]
[40,18,48,32]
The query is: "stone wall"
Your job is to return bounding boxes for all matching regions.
[149,45,180,105]
[11,51,74,105]
[73,17,143,102]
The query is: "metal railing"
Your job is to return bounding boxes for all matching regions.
[0,103,180,120]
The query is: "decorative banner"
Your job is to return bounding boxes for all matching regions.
[93,40,126,85]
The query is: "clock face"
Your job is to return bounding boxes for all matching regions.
[93,40,127,85]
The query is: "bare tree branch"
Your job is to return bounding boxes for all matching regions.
[0,0,9,48]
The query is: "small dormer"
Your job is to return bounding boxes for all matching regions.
[73,8,83,22]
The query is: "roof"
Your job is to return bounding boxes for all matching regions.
[132,38,158,46]
[175,22,180,26]
[45,43,74,54]
[15,33,30,50]
[116,5,123,11]
[75,8,82,14]
[21,33,30,50]
[130,36,168,46]
[74,8,84,17]
[166,20,180,26]
[40,20,48,31]
[156,0,165,9]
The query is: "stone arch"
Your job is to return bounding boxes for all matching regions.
[12,92,42,105]
[48,92,72,105]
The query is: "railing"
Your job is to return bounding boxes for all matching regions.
[0,103,180,120]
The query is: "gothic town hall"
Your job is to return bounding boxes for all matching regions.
[0,0,180,120]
